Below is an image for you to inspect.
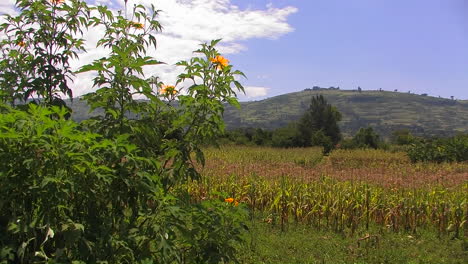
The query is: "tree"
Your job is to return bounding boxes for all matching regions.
[296,95,342,153]
[352,126,381,149]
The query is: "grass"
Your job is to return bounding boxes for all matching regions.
[237,219,467,264]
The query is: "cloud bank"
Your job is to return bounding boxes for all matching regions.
[242,86,269,99]
[1,0,297,98]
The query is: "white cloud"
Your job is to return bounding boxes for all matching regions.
[243,86,269,98]
[0,0,17,16]
[1,0,297,97]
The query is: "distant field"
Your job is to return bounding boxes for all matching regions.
[189,146,468,263]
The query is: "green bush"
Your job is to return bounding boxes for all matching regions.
[341,127,385,150]
[0,1,248,263]
[407,134,468,163]
[271,124,299,148]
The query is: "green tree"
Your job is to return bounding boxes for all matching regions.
[296,95,342,152]
[272,123,299,148]
[352,126,381,149]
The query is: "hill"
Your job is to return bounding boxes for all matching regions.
[68,89,468,138]
[222,89,468,138]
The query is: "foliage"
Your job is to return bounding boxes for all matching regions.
[239,220,467,264]
[68,90,468,140]
[220,89,468,138]
[0,0,90,105]
[0,105,168,263]
[271,123,299,148]
[194,146,468,240]
[310,129,334,154]
[341,126,383,149]
[0,1,248,263]
[296,95,342,153]
[407,134,468,163]
[219,127,272,146]
[77,3,162,135]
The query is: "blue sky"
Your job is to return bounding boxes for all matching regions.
[1,0,466,100]
[229,0,467,100]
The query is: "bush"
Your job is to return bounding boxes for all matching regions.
[0,1,248,263]
[341,127,384,150]
[271,124,299,148]
[407,134,468,163]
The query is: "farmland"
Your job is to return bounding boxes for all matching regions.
[188,146,468,263]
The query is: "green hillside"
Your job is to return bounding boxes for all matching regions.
[223,89,468,138]
[68,89,468,138]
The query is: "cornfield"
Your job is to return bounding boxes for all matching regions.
[188,146,468,237]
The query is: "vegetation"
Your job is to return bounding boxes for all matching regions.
[238,221,467,264]
[193,146,468,263]
[407,134,468,163]
[219,95,342,154]
[341,126,385,150]
[1,1,467,264]
[222,88,468,138]
[0,0,247,263]
[69,88,468,139]
[296,95,342,153]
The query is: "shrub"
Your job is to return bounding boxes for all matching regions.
[407,134,468,163]
[342,127,384,150]
[0,1,248,263]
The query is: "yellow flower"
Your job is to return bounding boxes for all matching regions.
[160,84,177,95]
[130,21,144,30]
[224,197,234,203]
[234,201,239,207]
[210,55,229,69]
[17,41,26,47]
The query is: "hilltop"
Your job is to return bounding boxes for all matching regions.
[68,89,468,138]
[223,89,468,138]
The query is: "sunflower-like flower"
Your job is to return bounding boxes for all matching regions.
[130,21,144,30]
[17,41,26,47]
[160,84,177,96]
[224,198,234,203]
[210,55,229,69]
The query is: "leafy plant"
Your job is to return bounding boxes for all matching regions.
[0,0,248,263]
[407,134,468,163]
[0,0,91,105]
[341,126,383,150]
[77,3,162,135]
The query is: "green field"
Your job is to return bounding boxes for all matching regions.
[189,146,468,263]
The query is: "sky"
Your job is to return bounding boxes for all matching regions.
[1,0,467,100]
